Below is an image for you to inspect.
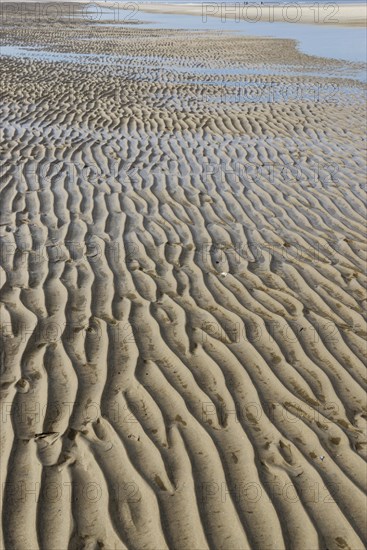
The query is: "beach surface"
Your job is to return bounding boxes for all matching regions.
[0,3,366,550]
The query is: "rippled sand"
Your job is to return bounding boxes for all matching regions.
[0,5,366,550]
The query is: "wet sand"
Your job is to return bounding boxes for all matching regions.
[0,4,366,550]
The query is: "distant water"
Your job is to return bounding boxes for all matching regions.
[98,5,367,67]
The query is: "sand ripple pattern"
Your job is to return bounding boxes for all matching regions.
[1,17,367,550]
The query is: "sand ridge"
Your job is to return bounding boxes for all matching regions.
[0,6,367,550]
